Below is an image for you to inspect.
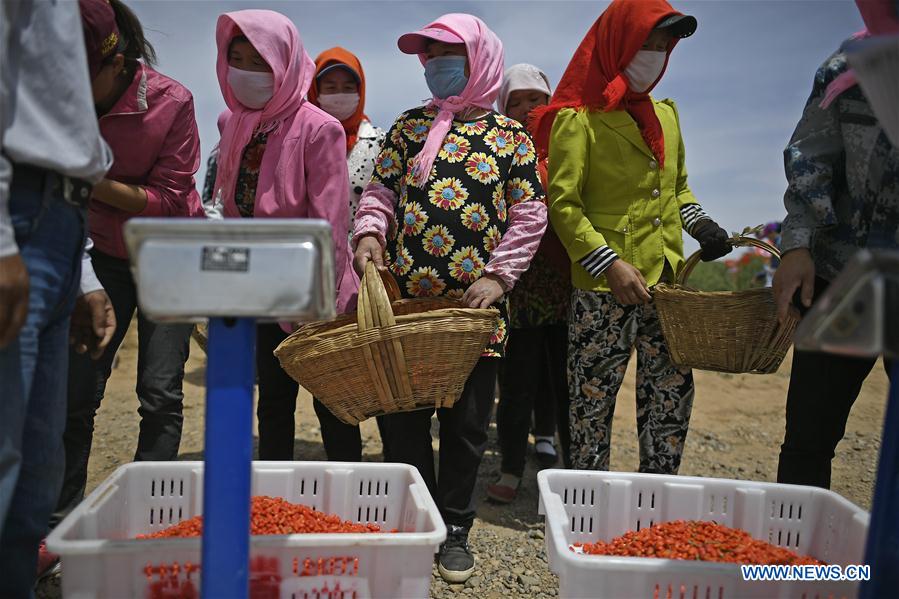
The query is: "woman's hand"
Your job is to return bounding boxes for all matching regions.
[91,178,148,213]
[773,248,815,324]
[461,274,506,309]
[604,259,651,305]
[353,234,385,277]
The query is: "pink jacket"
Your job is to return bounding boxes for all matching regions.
[221,102,359,313]
[90,63,204,259]
[214,10,358,314]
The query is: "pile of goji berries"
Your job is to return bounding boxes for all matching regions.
[138,496,384,539]
[572,520,823,565]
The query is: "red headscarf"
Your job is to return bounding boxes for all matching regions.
[308,47,369,154]
[530,0,687,166]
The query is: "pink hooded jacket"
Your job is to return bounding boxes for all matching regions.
[213,10,358,314]
[90,63,204,259]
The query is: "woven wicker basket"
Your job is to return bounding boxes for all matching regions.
[274,261,499,425]
[654,236,798,374]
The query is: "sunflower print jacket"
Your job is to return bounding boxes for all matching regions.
[365,106,546,357]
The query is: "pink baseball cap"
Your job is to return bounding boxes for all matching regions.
[397,26,465,54]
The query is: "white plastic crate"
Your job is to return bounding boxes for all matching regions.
[537,470,870,599]
[47,461,445,598]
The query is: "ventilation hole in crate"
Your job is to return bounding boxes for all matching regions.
[718,587,724,599]
[373,507,379,521]
[383,506,388,522]
[384,480,389,495]
[158,508,164,524]
[563,488,569,503]
[649,519,654,527]
[588,517,594,533]
[151,479,156,496]
[168,507,174,523]
[581,488,586,505]
[301,479,305,494]
[170,479,175,495]
[692,585,699,599]
[150,509,155,524]
[705,587,711,599]
[789,503,794,519]
[795,531,801,547]
[570,516,576,532]
[357,507,362,521]
[780,503,785,518]
[367,480,372,495]
[651,493,655,509]
[722,496,728,514]
[178,507,183,520]
[771,501,776,518]
[359,480,364,495]
[666,583,673,599]
[180,479,184,496]
[786,531,792,546]
[313,479,318,495]
[777,530,783,545]
[679,584,687,599]
[638,492,643,508]
[590,488,595,505]
[365,506,371,522]
[376,480,381,495]
[636,520,642,531]
[798,504,803,520]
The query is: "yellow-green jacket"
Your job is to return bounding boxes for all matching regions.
[547,99,707,292]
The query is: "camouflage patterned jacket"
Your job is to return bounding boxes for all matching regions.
[781,42,899,282]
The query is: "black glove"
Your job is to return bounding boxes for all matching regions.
[692,219,730,262]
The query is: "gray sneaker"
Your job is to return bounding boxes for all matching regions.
[437,525,475,583]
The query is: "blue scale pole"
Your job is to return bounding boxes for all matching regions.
[201,317,256,599]
[860,360,899,598]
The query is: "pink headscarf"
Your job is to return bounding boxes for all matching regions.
[212,10,315,211]
[409,14,504,188]
[820,0,899,109]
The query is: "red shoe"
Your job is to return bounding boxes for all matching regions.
[486,473,521,504]
[37,539,60,581]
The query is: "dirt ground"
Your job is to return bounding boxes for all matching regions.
[39,323,889,598]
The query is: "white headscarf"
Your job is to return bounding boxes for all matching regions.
[497,63,552,115]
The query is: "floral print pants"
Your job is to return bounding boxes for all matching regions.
[568,288,694,473]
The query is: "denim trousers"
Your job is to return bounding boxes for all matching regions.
[0,169,84,597]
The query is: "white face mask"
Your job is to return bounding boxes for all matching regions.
[317,92,360,121]
[227,66,274,109]
[623,50,667,93]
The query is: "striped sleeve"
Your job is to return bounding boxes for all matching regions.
[680,204,711,235]
[579,245,619,278]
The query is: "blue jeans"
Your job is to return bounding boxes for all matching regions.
[0,169,84,596]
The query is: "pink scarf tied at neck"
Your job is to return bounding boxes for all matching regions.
[409,14,504,188]
[820,0,899,109]
[213,9,315,214]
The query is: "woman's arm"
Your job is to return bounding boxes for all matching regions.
[95,96,203,216]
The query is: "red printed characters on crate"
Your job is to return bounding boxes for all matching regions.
[571,520,823,565]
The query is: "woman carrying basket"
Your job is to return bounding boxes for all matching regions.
[352,13,546,582]
[530,0,730,474]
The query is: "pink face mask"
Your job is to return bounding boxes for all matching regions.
[227,66,274,109]
[317,92,360,121]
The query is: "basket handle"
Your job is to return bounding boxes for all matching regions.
[356,261,413,405]
[678,235,781,286]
